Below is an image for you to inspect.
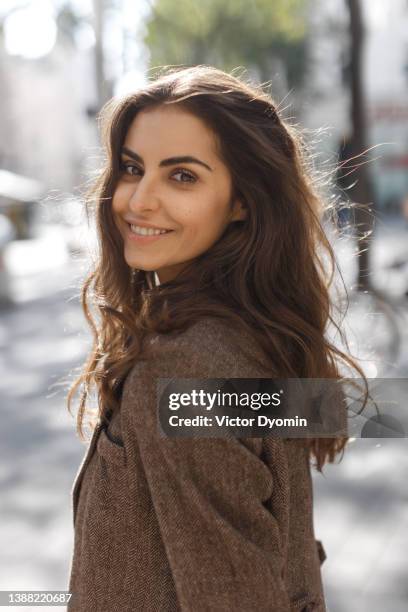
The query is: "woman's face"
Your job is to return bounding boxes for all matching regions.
[112,104,246,283]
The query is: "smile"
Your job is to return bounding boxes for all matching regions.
[126,224,174,244]
[130,224,171,236]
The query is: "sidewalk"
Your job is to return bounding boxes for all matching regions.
[314,219,408,611]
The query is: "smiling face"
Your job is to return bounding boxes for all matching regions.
[111,104,246,284]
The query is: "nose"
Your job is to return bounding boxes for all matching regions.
[127,174,161,214]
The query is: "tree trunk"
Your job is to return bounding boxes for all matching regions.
[93,0,113,111]
[346,0,374,291]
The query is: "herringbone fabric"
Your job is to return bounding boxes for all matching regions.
[67,317,327,611]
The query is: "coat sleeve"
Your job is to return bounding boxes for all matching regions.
[125,337,291,612]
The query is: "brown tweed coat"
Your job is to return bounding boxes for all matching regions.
[67,317,327,611]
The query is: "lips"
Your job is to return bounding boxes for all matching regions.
[125,219,174,232]
[130,224,168,236]
[128,223,175,236]
[125,224,174,244]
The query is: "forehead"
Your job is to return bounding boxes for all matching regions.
[123,104,219,159]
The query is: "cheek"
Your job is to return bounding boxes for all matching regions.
[180,210,227,250]
[181,198,224,231]
[111,184,128,214]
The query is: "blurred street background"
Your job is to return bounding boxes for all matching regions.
[0,1,407,611]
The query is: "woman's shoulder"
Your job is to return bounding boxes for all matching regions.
[137,316,272,379]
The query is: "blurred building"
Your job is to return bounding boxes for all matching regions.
[304,0,408,213]
[0,22,98,207]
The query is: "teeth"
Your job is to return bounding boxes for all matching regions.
[130,224,169,236]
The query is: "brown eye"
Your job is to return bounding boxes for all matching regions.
[120,162,141,176]
[172,169,197,183]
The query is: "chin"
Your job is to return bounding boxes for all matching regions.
[123,253,158,272]
[127,262,157,272]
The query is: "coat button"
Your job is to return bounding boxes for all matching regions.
[315,539,327,565]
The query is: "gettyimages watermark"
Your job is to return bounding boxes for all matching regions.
[156,378,408,438]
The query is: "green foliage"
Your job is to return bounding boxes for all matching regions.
[144,0,309,88]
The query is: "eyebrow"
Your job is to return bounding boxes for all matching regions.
[121,146,213,172]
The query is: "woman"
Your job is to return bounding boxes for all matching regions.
[66,65,366,611]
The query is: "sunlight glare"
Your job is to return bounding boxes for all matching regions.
[4,2,57,59]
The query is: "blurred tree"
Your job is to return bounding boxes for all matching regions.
[56,4,84,47]
[344,0,374,292]
[143,0,309,94]
[92,0,114,110]
[56,0,115,112]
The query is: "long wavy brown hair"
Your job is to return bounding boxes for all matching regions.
[67,65,369,472]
